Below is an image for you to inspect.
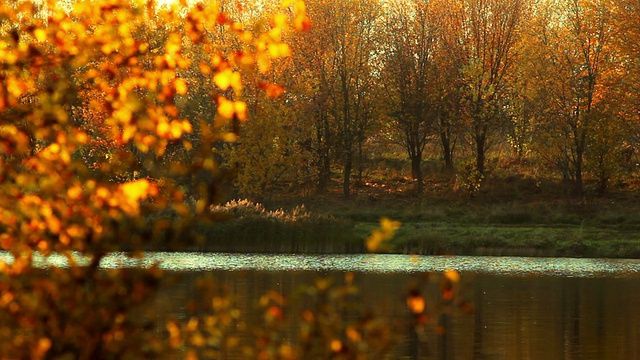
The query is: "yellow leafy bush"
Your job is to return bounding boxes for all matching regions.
[0,0,306,357]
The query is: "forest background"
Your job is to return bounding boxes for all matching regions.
[202,0,640,257]
[221,0,640,203]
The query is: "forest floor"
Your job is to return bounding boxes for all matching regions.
[194,172,640,258]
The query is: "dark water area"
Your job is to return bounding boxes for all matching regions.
[137,254,640,360]
[3,252,636,358]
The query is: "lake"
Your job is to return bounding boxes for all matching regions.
[4,252,640,359]
[127,253,640,360]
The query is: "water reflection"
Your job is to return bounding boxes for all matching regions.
[2,252,638,358]
[144,254,640,359]
[154,269,640,359]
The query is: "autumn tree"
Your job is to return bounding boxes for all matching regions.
[287,0,336,193]
[224,88,312,200]
[382,0,440,193]
[430,0,467,171]
[332,0,381,197]
[613,0,640,159]
[0,0,307,358]
[458,0,526,177]
[527,0,618,197]
[291,0,381,198]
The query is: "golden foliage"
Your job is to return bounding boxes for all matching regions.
[366,217,401,252]
[0,0,306,358]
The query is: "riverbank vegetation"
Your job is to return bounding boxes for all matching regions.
[193,189,640,258]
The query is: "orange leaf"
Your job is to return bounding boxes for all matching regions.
[407,294,425,314]
[444,269,460,283]
[264,83,284,98]
[294,15,312,31]
[330,339,343,353]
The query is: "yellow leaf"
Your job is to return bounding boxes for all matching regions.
[366,230,384,252]
[120,179,154,204]
[268,27,282,42]
[33,28,47,42]
[75,130,88,144]
[213,68,233,90]
[380,217,401,232]
[268,43,291,58]
[444,269,460,283]
[166,33,181,55]
[257,53,271,73]
[234,101,247,121]
[366,217,401,251]
[157,121,170,138]
[273,13,287,28]
[169,120,183,139]
[217,96,234,118]
[222,133,238,142]
[182,120,193,133]
[122,124,137,143]
[174,78,188,95]
[214,69,241,92]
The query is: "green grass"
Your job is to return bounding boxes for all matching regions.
[161,195,640,258]
[385,222,640,258]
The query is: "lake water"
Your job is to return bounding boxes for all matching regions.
[137,253,640,360]
[3,252,639,359]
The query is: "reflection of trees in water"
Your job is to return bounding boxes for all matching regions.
[150,267,640,359]
[154,270,472,359]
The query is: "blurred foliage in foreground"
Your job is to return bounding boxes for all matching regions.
[0,0,306,357]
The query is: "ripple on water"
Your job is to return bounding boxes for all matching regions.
[0,251,638,277]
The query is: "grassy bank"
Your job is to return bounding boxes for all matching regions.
[182,198,640,258]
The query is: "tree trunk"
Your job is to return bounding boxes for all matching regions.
[356,139,364,185]
[317,146,330,193]
[573,155,584,198]
[410,154,423,193]
[441,132,454,171]
[475,133,486,176]
[343,152,352,198]
[316,112,331,193]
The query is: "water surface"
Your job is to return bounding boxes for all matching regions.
[4,251,637,277]
[3,252,638,359]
